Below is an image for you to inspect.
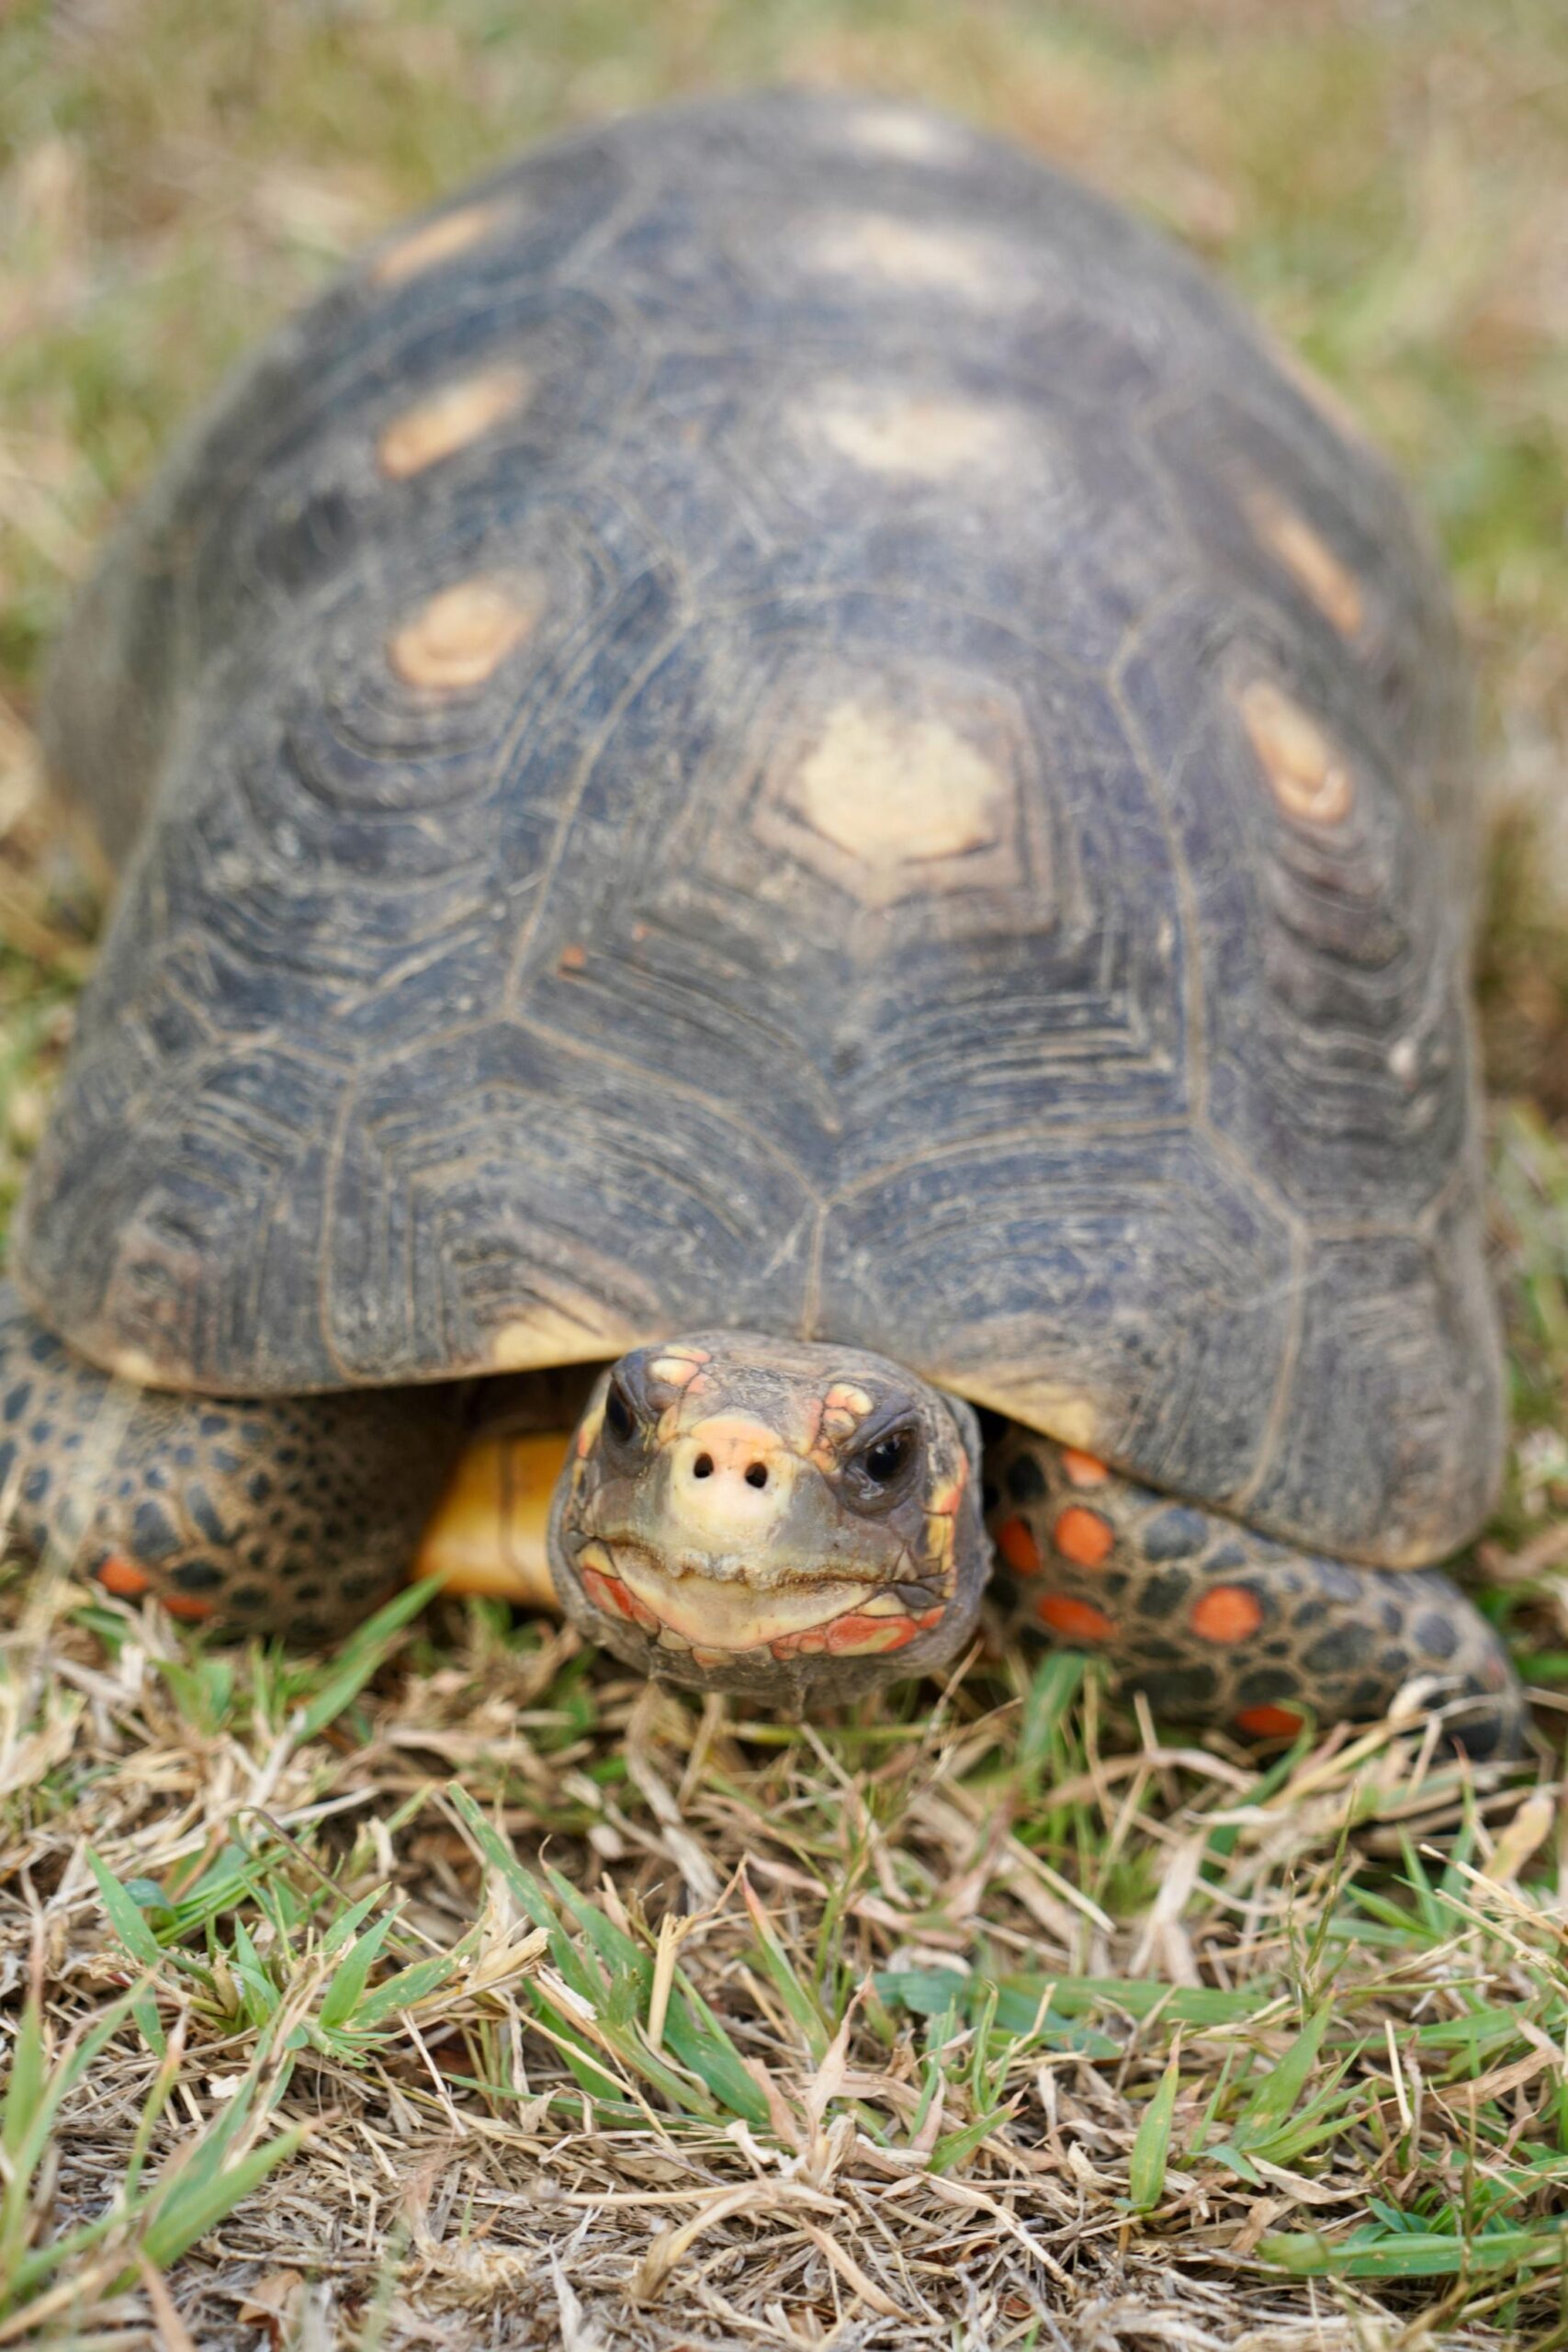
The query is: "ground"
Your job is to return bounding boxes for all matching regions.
[2,2,1567,2346]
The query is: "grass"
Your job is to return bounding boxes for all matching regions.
[1,0,1566,2343]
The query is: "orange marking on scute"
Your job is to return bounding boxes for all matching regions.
[1237,678,1353,826]
[1245,486,1364,637]
[389,578,537,691]
[373,200,506,286]
[1037,1593,1115,1645]
[1060,1447,1109,1487]
[98,1556,151,1599]
[996,1517,1043,1577]
[1052,1505,1115,1569]
[1236,1703,1305,1739]
[1190,1585,1264,1644]
[377,366,531,479]
[558,943,586,972]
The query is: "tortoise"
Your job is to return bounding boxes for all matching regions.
[0,90,1522,1754]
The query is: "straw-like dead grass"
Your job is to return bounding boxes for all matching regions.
[2,2,1566,2344]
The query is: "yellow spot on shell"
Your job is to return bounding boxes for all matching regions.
[839,103,968,164]
[377,366,532,478]
[792,698,1009,869]
[389,579,538,691]
[373,200,507,286]
[807,213,1009,300]
[1245,486,1364,637]
[488,1295,641,1373]
[810,387,1015,481]
[1238,678,1354,826]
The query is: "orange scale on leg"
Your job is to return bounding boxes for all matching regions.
[996,1516,1043,1576]
[1061,1447,1110,1487]
[1052,1505,1114,1569]
[164,1594,214,1623]
[1190,1585,1263,1645]
[1235,1703,1305,1739]
[1037,1593,1115,1644]
[98,1556,151,1600]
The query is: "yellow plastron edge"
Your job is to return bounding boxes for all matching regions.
[414,1430,568,1610]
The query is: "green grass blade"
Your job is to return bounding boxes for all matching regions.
[1130,2046,1181,2211]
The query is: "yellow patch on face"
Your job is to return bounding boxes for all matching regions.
[1245,486,1364,637]
[649,1351,710,1390]
[372,200,508,286]
[1237,677,1355,826]
[824,1382,873,1419]
[790,698,1010,871]
[377,366,532,479]
[389,578,539,692]
[808,387,1015,481]
[612,1551,870,1651]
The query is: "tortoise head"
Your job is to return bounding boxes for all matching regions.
[548,1332,988,1704]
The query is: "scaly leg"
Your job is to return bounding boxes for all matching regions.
[984,1426,1522,1758]
[0,1284,462,1637]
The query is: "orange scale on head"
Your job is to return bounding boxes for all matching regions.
[1052,1505,1114,1569]
[827,1613,919,1656]
[996,1516,1043,1577]
[1060,1447,1110,1487]
[1190,1585,1264,1645]
[1235,1703,1305,1739]
[580,1566,619,1616]
[1037,1593,1115,1645]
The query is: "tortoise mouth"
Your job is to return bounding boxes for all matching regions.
[570,1537,948,1661]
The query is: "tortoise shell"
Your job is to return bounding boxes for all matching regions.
[17,90,1502,1572]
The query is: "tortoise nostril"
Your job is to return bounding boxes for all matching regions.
[745,1462,769,1490]
[693,1453,714,1480]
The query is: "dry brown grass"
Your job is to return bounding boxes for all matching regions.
[2,2,1567,2345]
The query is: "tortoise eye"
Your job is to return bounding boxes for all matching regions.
[850,1421,919,1500]
[604,1380,637,1445]
[863,1430,911,1486]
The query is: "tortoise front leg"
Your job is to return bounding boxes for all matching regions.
[0,1285,462,1638]
[985,1426,1523,1758]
